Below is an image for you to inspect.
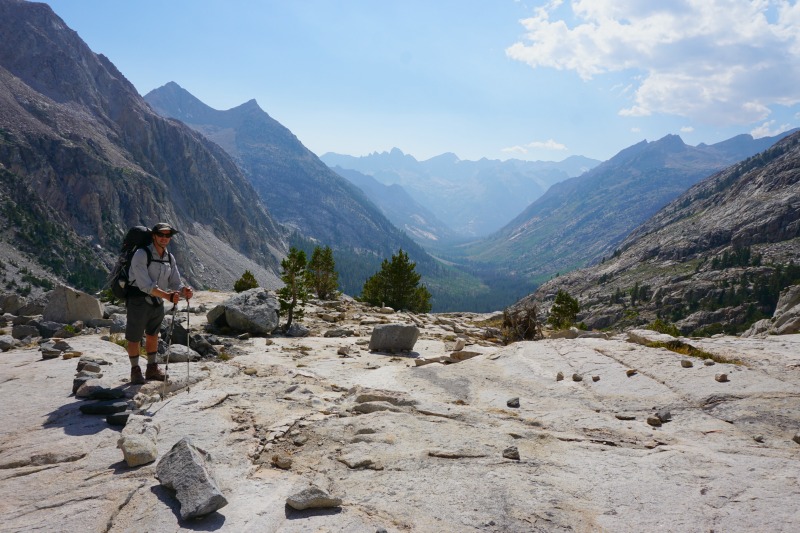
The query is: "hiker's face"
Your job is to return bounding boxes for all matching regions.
[154,232,172,244]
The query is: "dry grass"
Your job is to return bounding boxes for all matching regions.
[646,340,743,365]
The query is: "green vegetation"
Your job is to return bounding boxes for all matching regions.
[276,247,309,330]
[360,249,432,313]
[501,306,543,344]
[0,168,106,291]
[710,247,761,270]
[647,318,681,337]
[663,260,800,335]
[306,245,338,300]
[646,339,742,365]
[234,270,259,293]
[547,289,580,330]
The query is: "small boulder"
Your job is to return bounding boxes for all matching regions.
[286,485,342,510]
[286,323,310,337]
[117,415,160,467]
[368,324,419,353]
[156,437,228,519]
[43,285,103,324]
[506,397,520,408]
[715,373,729,383]
[0,334,17,351]
[206,288,279,336]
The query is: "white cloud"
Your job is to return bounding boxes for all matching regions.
[680,125,694,133]
[507,1,800,126]
[750,119,792,137]
[630,126,641,133]
[528,139,567,150]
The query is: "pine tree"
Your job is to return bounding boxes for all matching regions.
[306,245,339,300]
[547,289,580,330]
[276,247,309,330]
[360,249,432,313]
[233,270,259,292]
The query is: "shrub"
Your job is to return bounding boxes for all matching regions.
[234,270,259,293]
[547,290,580,330]
[647,318,681,337]
[501,306,543,344]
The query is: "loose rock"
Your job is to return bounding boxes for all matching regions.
[286,485,342,510]
[502,446,520,460]
[647,415,662,427]
[506,397,520,408]
[715,373,729,383]
[117,415,160,467]
[156,437,228,519]
[368,323,419,352]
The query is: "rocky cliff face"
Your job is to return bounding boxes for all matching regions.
[523,131,800,334]
[0,0,286,291]
[464,131,797,285]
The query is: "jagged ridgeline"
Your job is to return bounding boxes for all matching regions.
[0,1,287,293]
[526,131,800,335]
[144,83,503,311]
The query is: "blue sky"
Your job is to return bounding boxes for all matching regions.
[42,0,800,162]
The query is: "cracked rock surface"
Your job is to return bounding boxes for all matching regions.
[1,291,799,532]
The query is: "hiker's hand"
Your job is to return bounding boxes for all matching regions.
[167,291,180,304]
[181,286,194,300]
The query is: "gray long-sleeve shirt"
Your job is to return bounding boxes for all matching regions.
[129,243,183,300]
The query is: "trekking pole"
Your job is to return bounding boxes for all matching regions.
[162,302,178,399]
[185,297,191,393]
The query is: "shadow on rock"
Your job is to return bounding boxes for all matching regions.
[370,351,420,358]
[43,400,117,436]
[284,505,342,520]
[150,485,227,530]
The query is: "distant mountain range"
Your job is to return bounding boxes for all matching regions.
[321,148,599,238]
[520,130,800,334]
[459,131,798,284]
[143,82,447,298]
[0,0,286,291]
[329,166,457,244]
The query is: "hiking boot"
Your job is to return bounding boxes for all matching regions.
[145,363,166,381]
[130,365,145,385]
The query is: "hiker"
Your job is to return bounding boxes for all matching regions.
[125,222,193,384]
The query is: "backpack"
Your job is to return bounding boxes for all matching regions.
[108,226,172,300]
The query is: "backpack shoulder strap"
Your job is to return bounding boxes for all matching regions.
[143,246,153,267]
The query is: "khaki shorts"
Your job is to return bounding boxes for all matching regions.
[125,297,165,343]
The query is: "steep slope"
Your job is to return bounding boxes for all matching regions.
[0,0,286,291]
[144,82,447,299]
[464,132,797,284]
[331,166,457,244]
[144,83,420,258]
[321,148,599,237]
[522,131,800,334]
